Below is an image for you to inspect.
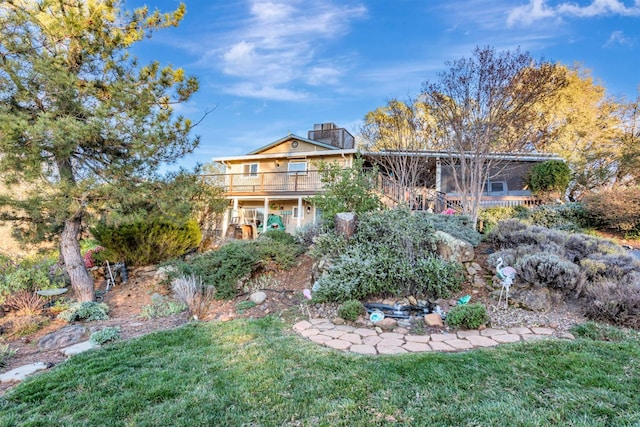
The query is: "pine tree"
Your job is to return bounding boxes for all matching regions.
[0,1,200,301]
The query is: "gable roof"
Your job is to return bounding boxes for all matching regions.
[247,134,340,155]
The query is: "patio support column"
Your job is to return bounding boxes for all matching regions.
[435,159,442,193]
[263,198,269,233]
[312,202,317,225]
[297,197,303,229]
[221,204,231,238]
[231,198,239,219]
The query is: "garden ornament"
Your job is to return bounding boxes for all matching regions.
[495,257,517,309]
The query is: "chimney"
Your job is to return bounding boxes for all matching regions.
[308,123,354,149]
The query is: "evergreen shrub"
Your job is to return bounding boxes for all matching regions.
[168,236,303,300]
[446,303,489,329]
[525,160,571,199]
[92,218,202,266]
[90,327,121,345]
[421,212,481,246]
[58,302,109,322]
[527,203,589,231]
[477,206,525,235]
[338,300,364,321]
[515,253,584,293]
[311,209,464,302]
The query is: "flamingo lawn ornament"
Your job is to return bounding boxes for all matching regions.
[496,257,517,309]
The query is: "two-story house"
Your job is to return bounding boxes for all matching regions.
[209,123,561,239]
[210,123,356,238]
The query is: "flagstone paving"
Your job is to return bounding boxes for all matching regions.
[293,319,574,355]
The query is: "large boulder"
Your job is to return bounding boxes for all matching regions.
[434,231,475,263]
[38,325,87,350]
[510,287,552,312]
[335,212,357,240]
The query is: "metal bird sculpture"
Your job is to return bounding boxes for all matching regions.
[496,257,517,309]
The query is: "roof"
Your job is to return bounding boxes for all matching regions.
[362,150,563,162]
[212,148,357,163]
[247,134,339,155]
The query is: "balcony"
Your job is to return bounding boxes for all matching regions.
[203,170,325,196]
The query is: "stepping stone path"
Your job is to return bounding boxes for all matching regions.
[1,339,99,385]
[293,319,574,355]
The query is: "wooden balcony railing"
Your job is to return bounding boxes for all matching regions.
[202,170,325,194]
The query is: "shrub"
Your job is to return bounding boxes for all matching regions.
[0,262,55,304]
[3,291,46,316]
[90,327,121,345]
[92,218,202,266]
[477,206,522,235]
[355,209,437,252]
[563,233,625,263]
[515,253,584,294]
[311,209,463,303]
[338,300,364,321]
[527,203,588,231]
[259,229,297,245]
[170,241,260,300]
[140,294,187,320]
[583,282,640,329]
[309,155,383,226]
[295,223,324,247]
[446,303,489,329]
[309,231,349,259]
[312,247,462,302]
[58,302,109,322]
[582,186,640,236]
[168,235,303,300]
[256,239,304,270]
[421,212,481,246]
[525,160,571,200]
[172,275,215,319]
[580,253,640,286]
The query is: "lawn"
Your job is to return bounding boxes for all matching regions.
[1,317,639,426]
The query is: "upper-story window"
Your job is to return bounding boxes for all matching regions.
[288,161,307,176]
[243,163,258,177]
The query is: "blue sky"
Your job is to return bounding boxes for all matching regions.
[125,0,640,170]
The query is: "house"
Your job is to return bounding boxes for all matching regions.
[209,123,561,238]
[209,123,356,238]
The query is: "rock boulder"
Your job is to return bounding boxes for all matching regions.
[434,231,475,263]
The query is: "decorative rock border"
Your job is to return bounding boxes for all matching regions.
[293,319,574,355]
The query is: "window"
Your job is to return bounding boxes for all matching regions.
[485,180,508,195]
[243,163,258,177]
[288,161,307,175]
[292,206,304,219]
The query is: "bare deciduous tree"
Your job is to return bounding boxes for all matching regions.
[421,46,566,226]
[360,98,434,209]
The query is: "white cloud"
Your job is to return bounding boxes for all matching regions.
[507,0,556,26]
[508,0,640,26]
[222,82,309,102]
[604,29,635,46]
[212,0,366,101]
[306,66,343,86]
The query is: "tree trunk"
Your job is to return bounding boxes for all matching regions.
[60,211,95,302]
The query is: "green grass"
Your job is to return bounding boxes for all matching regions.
[1,318,639,426]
